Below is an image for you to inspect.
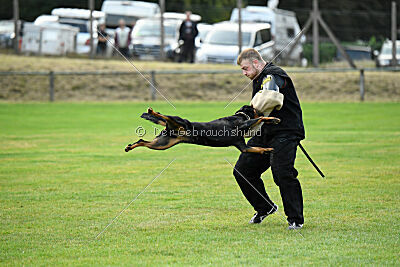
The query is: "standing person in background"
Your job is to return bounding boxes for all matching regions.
[129,21,136,56]
[178,11,198,63]
[114,19,131,58]
[96,23,108,56]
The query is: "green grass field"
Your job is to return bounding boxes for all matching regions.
[0,102,399,265]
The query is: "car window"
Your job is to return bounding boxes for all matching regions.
[254,29,271,47]
[106,14,138,28]
[260,29,271,43]
[0,21,14,33]
[206,30,251,46]
[199,29,210,40]
[133,21,177,38]
[59,21,88,33]
[381,44,400,55]
[254,31,263,47]
[287,28,295,38]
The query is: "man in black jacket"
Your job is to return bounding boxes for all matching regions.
[178,11,198,63]
[234,48,305,230]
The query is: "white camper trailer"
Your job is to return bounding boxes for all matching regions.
[230,5,304,64]
[50,8,105,54]
[21,22,78,55]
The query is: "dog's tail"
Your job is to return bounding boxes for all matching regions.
[140,113,167,126]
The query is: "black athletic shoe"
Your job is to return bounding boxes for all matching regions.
[249,204,278,224]
[288,221,303,230]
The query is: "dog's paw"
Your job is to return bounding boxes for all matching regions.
[271,118,281,124]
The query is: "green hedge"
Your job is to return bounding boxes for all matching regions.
[302,43,337,63]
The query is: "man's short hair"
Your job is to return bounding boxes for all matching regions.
[237,48,263,65]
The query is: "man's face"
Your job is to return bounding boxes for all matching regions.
[186,11,191,21]
[240,59,259,80]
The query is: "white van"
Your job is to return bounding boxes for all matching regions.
[230,5,304,64]
[101,0,160,28]
[196,22,273,64]
[376,40,400,67]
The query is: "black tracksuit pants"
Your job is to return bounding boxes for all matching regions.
[233,133,304,224]
[179,41,195,63]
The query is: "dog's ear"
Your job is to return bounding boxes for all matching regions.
[237,105,252,112]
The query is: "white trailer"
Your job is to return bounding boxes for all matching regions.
[21,22,78,55]
[50,8,105,54]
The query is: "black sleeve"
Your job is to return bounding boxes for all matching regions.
[273,75,286,89]
[193,22,199,38]
[179,22,184,40]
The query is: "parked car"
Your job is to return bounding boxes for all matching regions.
[195,23,213,48]
[101,0,160,28]
[196,22,273,64]
[336,45,371,61]
[131,12,201,61]
[131,17,180,60]
[375,40,400,67]
[0,20,15,48]
[230,5,304,64]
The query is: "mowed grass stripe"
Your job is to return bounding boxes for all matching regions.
[0,102,399,265]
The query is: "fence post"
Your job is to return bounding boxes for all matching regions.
[312,0,319,67]
[49,71,54,102]
[392,1,397,66]
[159,0,165,61]
[237,0,243,54]
[150,71,156,100]
[39,28,43,55]
[13,0,20,54]
[359,69,365,102]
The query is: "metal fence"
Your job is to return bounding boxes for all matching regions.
[0,67,399,102]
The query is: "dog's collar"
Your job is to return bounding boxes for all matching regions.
[235,112,251,120]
